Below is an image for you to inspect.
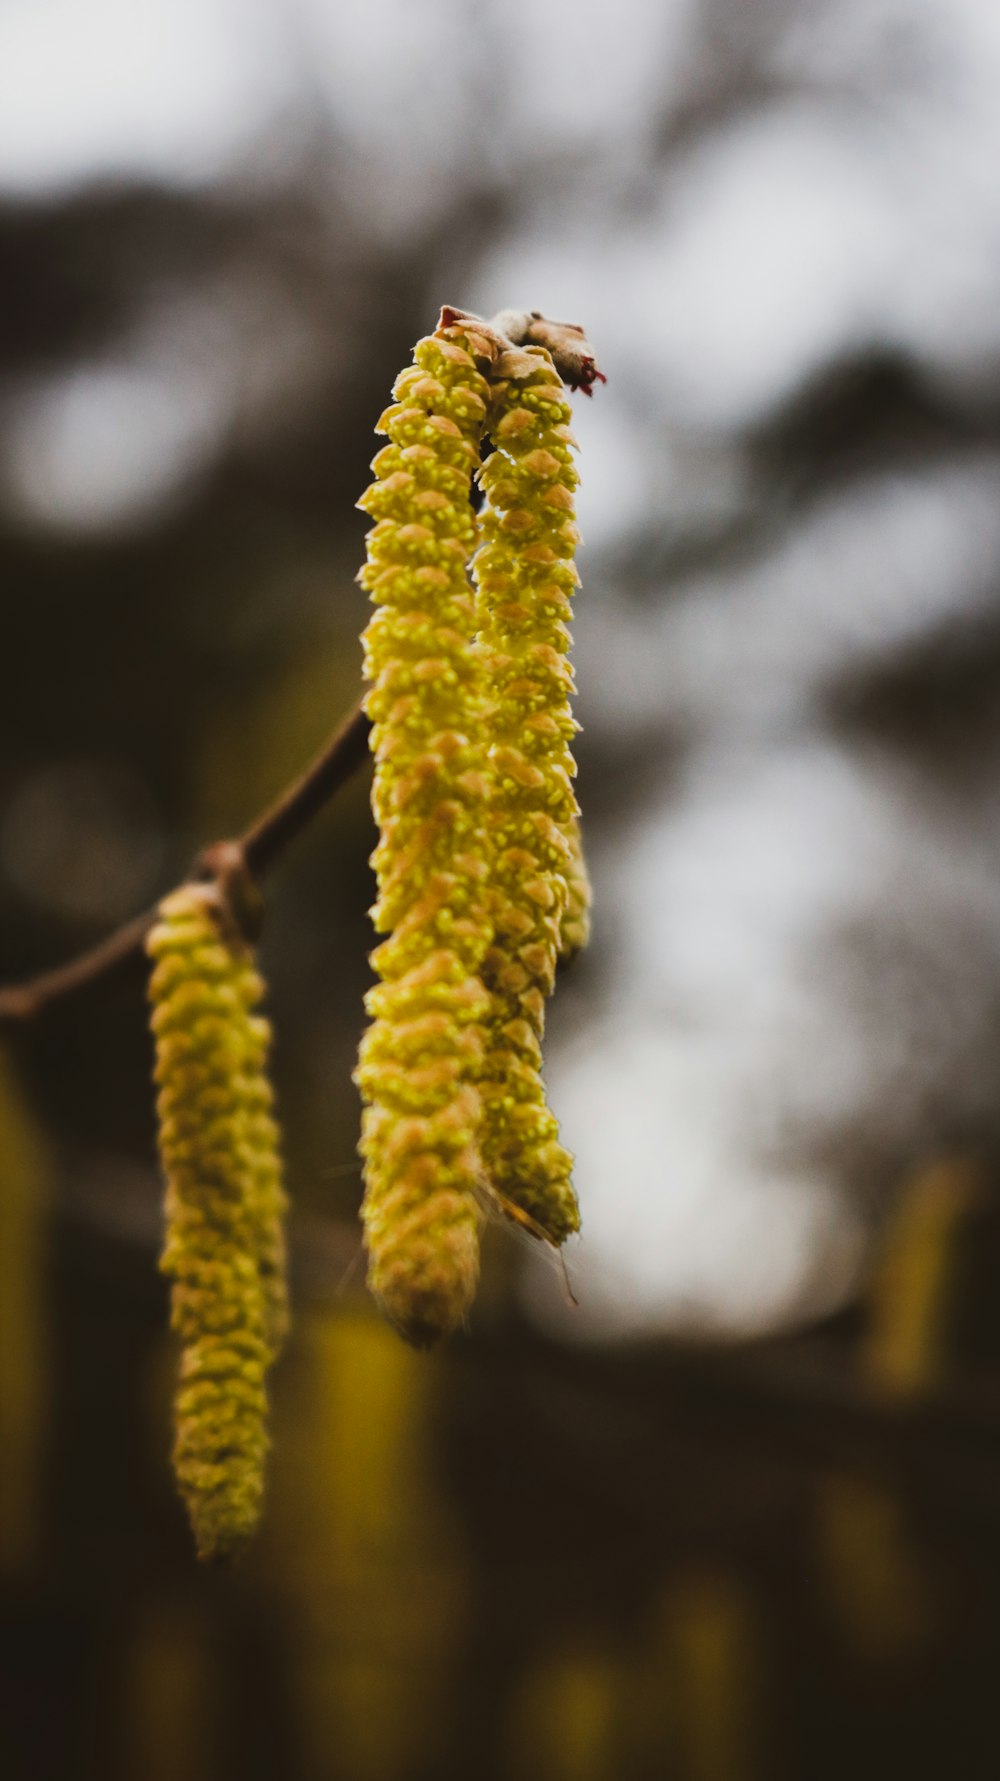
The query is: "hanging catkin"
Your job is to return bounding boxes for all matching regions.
[147,884,287,1559]
[473,345,583,1243]
[354,318,501,1347]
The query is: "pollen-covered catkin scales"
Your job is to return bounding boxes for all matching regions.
[559,812,592,962]
[146,885,288,1560]
[355,323,500,1347]
[474,348,584,1242]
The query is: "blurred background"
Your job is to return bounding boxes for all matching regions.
[3,0,1000,1774]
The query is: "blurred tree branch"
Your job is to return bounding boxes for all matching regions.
[0,699,370,1026]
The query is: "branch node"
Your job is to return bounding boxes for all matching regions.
[194,840,263,946]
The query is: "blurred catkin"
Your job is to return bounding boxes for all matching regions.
[147,884,288,1559]
[354,318,502,1346]
[0,1049,49,1573]
[474,347,583,1242]
[863,1155,980,1394]
[814,1157,980,1662]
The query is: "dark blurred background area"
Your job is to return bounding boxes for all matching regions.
[4,1,1000,1776]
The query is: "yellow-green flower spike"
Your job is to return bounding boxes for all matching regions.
[559,813,592,962]
[355,319,502,1348]
[146,883,288,1560]
[474,346,583,1243]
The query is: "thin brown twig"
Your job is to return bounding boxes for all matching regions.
[0,700,371,1028]
[240,699,371,878]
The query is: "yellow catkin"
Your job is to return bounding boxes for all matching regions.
[354,320,502,1347]
[146,883,288,1559]
[473,347,583,1242]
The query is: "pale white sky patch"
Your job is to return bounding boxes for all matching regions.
[0,0,296,193]
[2,359,222,530]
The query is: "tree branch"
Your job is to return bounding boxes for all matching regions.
[239,699,371,879]
[0,700,371,1027]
